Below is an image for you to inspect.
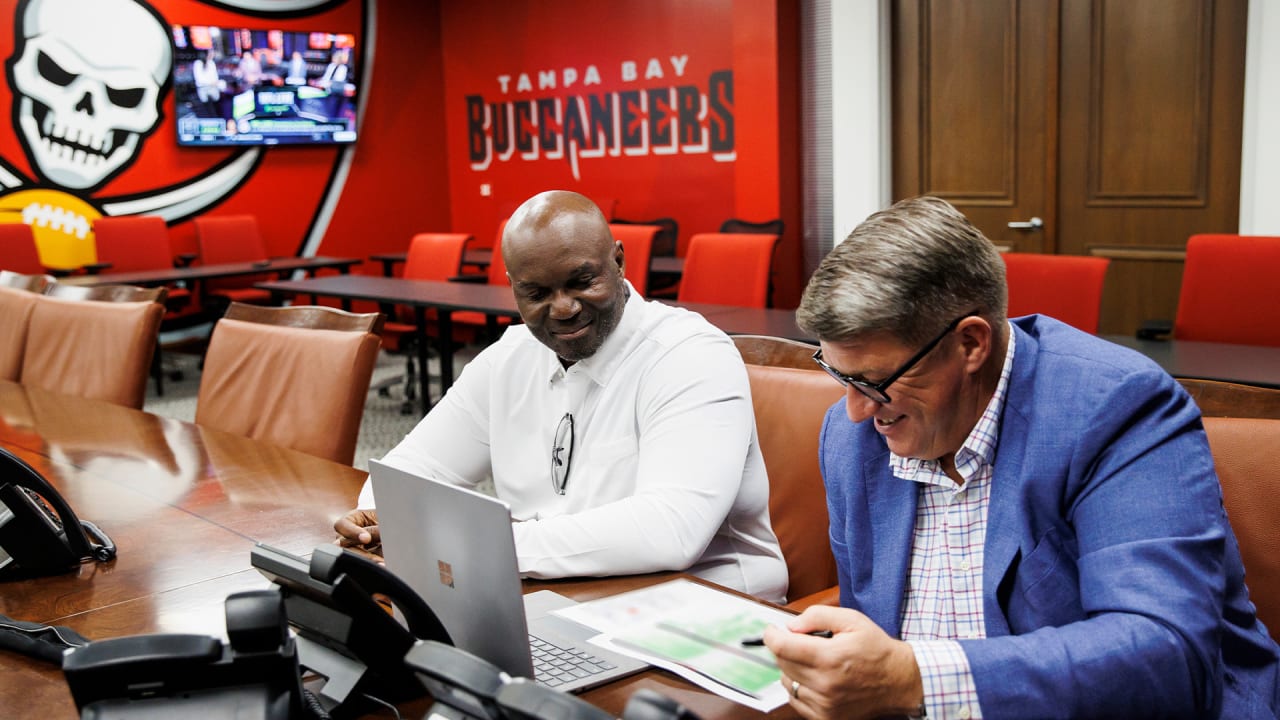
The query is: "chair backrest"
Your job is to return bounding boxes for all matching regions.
[1178,378,1280,420]
[732,335,843,600]
[1175,234,1280,346]
[1203,416,1280,633]
[608,224,657,294]
[1002,253,1111,333]
[92,215,175,273]
[0,223,44,274]
[20,284,166,409]
[678,233,780,307]
[0,282,45,380]
[193,215,269,264]
[45,283,168,303]
[194,214,271,298]
[487,219,511,286]
[719,218,785,236]
[195,302,384,465]
[403,233,471,282]
[0,270,52,292]
[613,216,678,257]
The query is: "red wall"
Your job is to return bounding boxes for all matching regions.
[0,0,799,303]
[436,0,801,304]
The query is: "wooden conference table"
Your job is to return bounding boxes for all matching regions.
[0,381,797,719]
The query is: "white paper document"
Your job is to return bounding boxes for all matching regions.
[552,578,796,712]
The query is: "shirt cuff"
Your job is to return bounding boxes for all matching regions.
[907,639,982,720]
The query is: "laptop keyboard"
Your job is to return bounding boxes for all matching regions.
[529,633,617,688]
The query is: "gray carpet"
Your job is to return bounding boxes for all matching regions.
[144,345,480,470]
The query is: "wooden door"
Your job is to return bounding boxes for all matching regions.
[893,0,1247,335]
[893,0,1058,254]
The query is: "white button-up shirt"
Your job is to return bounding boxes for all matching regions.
[358,285,788,602]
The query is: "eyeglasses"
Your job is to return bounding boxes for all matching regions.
[812,310,980,404]
[551,412,574,495]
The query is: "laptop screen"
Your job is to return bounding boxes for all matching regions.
[369,460,534,678]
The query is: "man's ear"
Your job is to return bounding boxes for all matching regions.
[956,316,994,374]
[614,240,626,277]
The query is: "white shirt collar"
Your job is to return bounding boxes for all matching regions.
[541,281,645,388]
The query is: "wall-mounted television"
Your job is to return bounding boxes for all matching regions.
[171,25,359,147]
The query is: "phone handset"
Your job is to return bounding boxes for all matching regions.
[307,544,450,643]
[0,447,117,579]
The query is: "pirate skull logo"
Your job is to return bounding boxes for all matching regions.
[6,0,171,191]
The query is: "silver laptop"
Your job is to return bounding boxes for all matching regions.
[368,460,649,693]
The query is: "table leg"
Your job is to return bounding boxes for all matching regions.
[414,307,431,416]
[437,310,456,400]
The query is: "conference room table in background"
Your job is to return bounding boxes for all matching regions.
[59,256,364,288]
[258,276,815,413]
[1103,335,1280,389]
[0,380,799,719]
[369,250,685,278]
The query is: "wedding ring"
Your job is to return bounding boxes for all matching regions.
[791,679,801,699]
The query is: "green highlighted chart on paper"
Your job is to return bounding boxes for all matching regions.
[616,615,781,696]
[552,578,798,710]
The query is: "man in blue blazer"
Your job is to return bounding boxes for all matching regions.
[765,196,1279,719]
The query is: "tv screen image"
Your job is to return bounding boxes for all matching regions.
[171,25,358,147]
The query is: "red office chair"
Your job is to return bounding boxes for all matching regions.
[450,219,513,342]
[193,214,273,305]
[612,216,678,257]
[94,215,205,394]
[377,232,472,413]
[94,216,182,273]
[614,217,679,297]
[1002,253,1110,334]
[0,223,44,274]
[93,215,198,311]
[1172,234,1280,347]
[607,223,657,295]
[677,232,780,308]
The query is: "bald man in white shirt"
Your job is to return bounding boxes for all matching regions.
[335,190,787,602]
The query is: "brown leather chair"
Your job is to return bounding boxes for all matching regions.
[1203,415,1280,633]
[20,283,166,409]
[0,273,50,380]
[195,302,384,466]
[0,270,52,292]
[1178,378,1280,420]
[733,335,844,602]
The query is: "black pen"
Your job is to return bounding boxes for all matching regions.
[741,629,833,646]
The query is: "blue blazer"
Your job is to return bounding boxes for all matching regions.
[820,315,1279,719]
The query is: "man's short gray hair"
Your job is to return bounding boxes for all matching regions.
[796,196,1008,345]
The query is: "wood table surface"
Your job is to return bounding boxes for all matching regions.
[0,381,797,719]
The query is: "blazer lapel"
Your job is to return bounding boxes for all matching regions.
[982,324,1037,637]
[864,456,919,638]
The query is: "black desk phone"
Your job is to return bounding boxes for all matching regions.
[62,589,304,719]
[0,446,115,580]
[252,542,451,716]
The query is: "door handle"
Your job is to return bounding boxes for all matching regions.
[1007,217,1044,230]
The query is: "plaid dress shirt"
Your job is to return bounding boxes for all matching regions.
[888,327,1016,720]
